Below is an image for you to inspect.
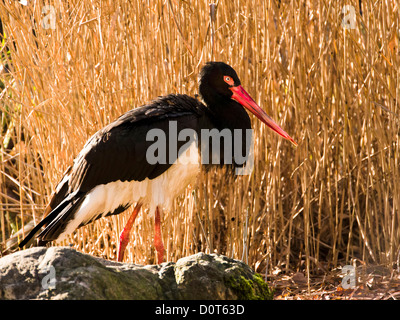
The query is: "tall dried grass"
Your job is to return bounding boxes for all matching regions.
[0,0,399,278]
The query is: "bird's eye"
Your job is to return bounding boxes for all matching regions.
[224,76,234,86]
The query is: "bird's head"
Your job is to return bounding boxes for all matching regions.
[199,61,297,146]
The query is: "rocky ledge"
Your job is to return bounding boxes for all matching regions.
[0,247,273,300]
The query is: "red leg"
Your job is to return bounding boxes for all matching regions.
[154,206,165,264]
[117,202,142,262]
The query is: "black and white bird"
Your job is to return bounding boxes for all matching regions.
[19,62,297,263]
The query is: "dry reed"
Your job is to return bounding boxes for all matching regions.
[0,0,399,279]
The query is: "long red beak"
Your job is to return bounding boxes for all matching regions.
[230,85,297,146]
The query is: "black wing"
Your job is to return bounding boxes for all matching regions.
[68,94,206,193]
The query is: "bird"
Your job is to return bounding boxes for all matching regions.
[19,62,297,264]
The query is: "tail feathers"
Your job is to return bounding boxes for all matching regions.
[18,192,85,248]
[3,220,36,254]
[37,195,86,242]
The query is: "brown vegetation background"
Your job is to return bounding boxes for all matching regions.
[0,0,399,283]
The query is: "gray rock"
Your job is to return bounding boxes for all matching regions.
[0,247,273,300]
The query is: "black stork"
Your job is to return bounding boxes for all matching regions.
[19,62,297,263]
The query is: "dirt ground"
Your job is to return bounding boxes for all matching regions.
[269,263,400,300]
